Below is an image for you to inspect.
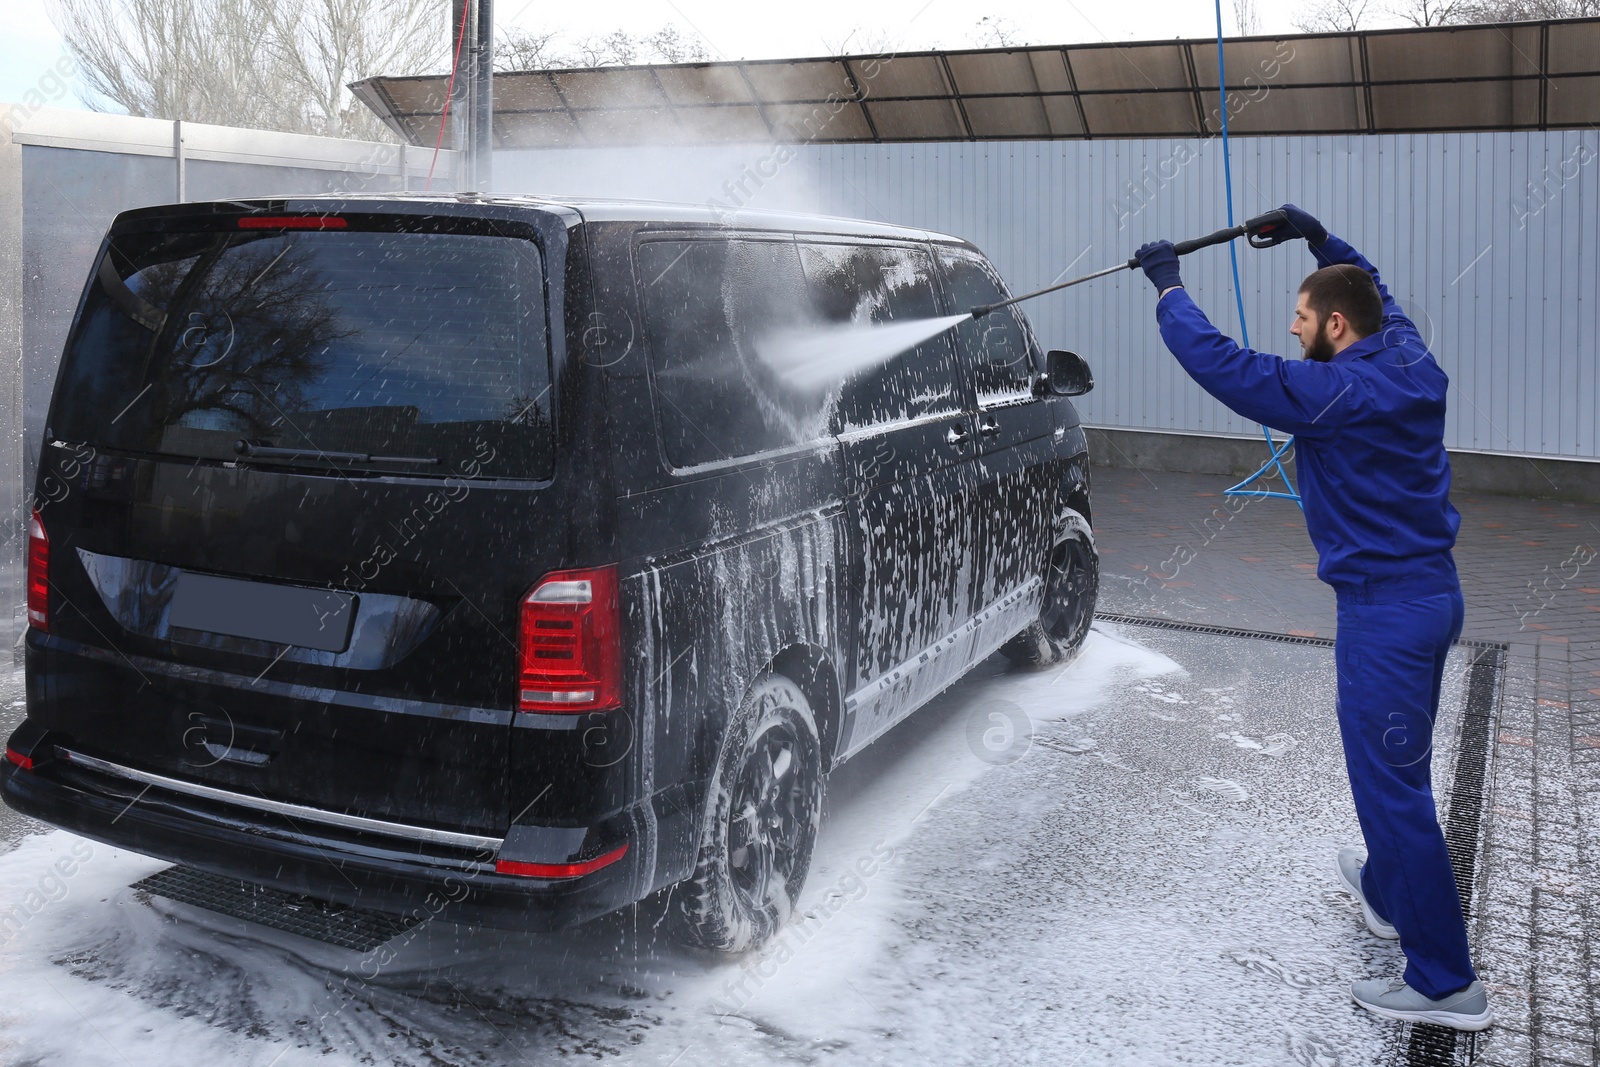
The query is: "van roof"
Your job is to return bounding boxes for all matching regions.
[189,192,970,246]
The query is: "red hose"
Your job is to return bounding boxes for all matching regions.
[425,0,474,192]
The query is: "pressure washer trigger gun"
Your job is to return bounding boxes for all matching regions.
[1244,209,1292,248]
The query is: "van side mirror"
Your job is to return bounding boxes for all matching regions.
[1044,350,1094,397]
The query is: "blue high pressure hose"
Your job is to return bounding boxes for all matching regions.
[1214,0,1302,508]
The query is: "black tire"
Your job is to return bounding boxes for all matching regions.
[675,673,824,954]
[1001,529,1099,669]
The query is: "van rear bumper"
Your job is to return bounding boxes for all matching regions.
[1,741,650,932]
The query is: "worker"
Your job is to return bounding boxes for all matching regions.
[1133,206,1491,1032]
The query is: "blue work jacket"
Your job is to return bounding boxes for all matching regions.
[1154,234,1460,602]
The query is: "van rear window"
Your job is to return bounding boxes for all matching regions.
[52,226,552,479]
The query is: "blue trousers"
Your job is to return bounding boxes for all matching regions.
[1334,588,1475,999]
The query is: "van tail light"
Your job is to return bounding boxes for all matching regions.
[495,843,628,879]
[4,747,33,772]
[518,566,622,713]
[26,509,48,632]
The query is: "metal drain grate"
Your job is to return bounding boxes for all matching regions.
[1095,612,1338,647]
[1399,642,1505,1067]
[1095,612,1506,653]
[1443,645,1503,922]
[134,866,424,951]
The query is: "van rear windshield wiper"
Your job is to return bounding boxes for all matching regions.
[233,440,440,465]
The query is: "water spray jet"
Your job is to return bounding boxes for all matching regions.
[758,211,1292,392]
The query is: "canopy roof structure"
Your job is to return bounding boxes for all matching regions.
[351,18,1600,148]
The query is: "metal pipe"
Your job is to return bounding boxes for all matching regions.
[449,0,471,187]
[474,0,493,191]
[173,119,186,202]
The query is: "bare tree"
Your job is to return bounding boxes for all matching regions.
[574,30,639,68]
[258,0,446,139]
[1293,0,1372,30]
[496,28,567,72]
[645,26,710,64]
[50,0,445,139]
[495,24,709,71]
[820,26,899,56]
[1307,0,1597,31]
[1449,0,1598,17]
[1381,0,1593,25]
[1386,0,1463,22]
[974,15,1025,47]
[1235,0,1263,33]
[50,0,292,131]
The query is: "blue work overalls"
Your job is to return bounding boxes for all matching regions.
[1153,234,1475,999]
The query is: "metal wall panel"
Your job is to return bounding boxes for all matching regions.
[1,111,23,653]
[499,129,1600,460]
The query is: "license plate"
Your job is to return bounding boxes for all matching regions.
[169,572,356,653]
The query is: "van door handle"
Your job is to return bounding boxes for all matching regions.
[945,424,972,447]
[978,418,1001,437]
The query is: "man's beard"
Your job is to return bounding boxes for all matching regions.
[1303,318,1336,362]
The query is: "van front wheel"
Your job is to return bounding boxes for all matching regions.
[676,674,823,954]
[1001,533,1099,668]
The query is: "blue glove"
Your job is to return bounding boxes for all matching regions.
[1136,241,1182,293]
[1255,203,1328,247]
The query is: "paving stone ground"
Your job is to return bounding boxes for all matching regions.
[1090,462,1600,1066]
[2,463,1592,1062]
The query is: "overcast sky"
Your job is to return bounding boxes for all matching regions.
[2,0,1403,112]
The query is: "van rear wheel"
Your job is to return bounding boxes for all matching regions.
[1001,532,1099,668]
[675,674,823,954]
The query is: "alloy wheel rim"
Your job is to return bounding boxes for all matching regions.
[1040,539,1094,642]
[728,721,805,913]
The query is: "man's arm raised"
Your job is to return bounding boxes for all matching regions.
[1135,240,1360,440]
[1273,203,1419,344]
[1309,232,1419,342]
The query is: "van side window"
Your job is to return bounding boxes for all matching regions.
[797,243,961,431]
[637,238,828,469]
[940,253,1039,405]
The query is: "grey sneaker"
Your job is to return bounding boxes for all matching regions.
[1351,977,1493,1031]
[1336,847,1399,940]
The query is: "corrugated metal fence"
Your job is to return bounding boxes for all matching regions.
[499,130,1600,461]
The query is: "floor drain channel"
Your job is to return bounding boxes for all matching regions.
[1096,612,1338,647]
[1399,643,1505,1067]
[134,866,424,951]
[1096,612,1504,653]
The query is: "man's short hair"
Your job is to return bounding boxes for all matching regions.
[1298,264,1382,338]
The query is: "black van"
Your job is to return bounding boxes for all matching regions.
[3,194,1097,952]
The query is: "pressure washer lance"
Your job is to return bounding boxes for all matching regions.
[969,209,1291,318]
